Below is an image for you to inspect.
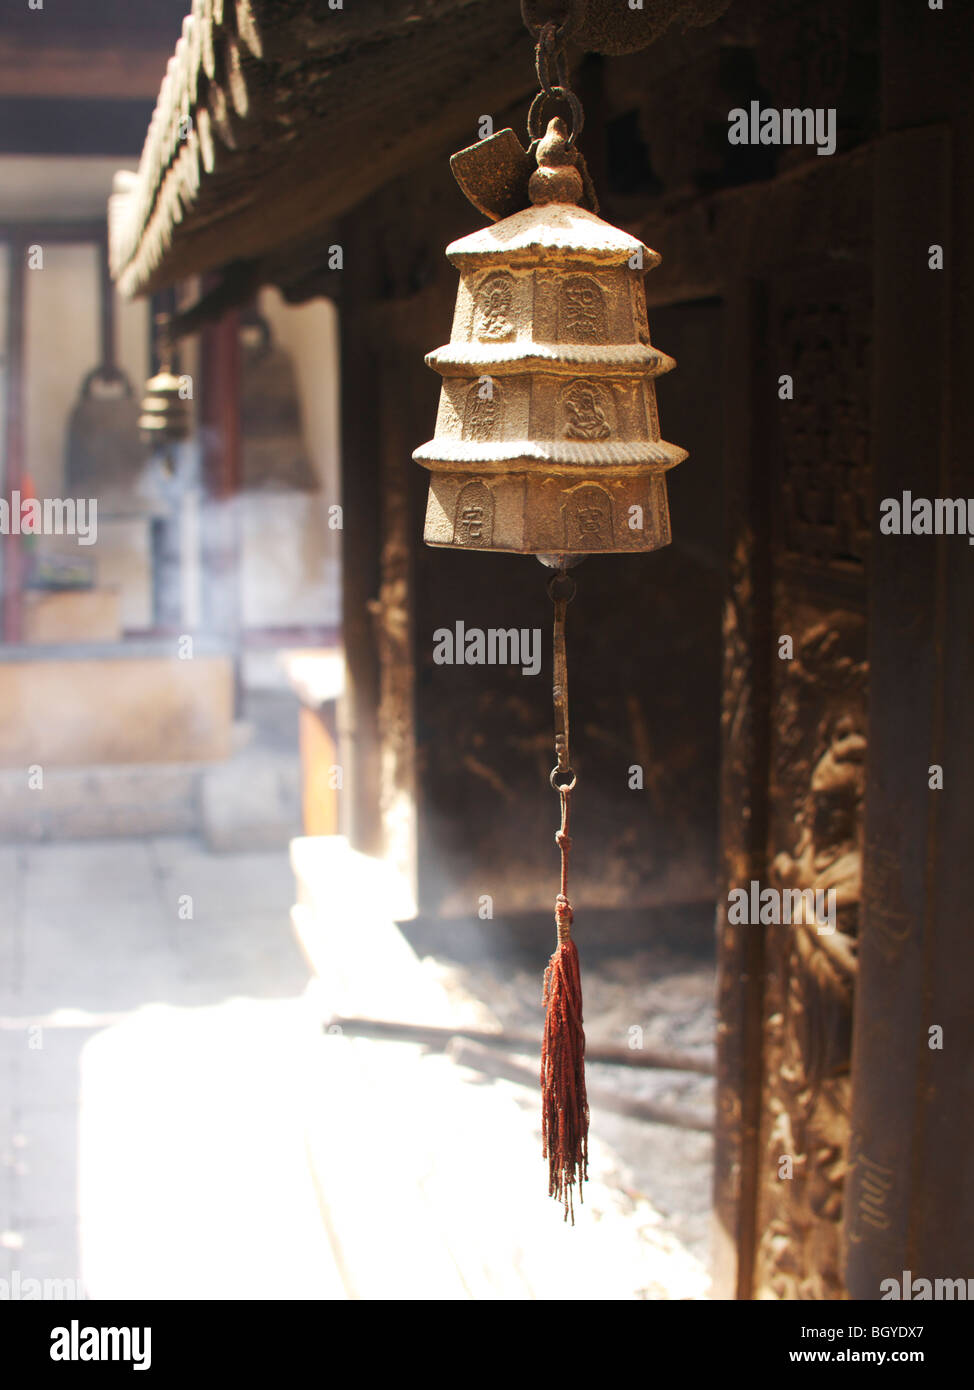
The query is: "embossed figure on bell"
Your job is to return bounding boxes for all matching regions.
[414,117,687,556]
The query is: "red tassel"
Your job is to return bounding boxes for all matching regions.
[541,893,589,1222]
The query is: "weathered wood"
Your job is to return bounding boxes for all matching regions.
[628,132,875,1301]
[710,281,773,1302]
[110,0,546,296]
[325,1014,716,1075]
[843,0,974,1283]
[199,0,217,82]
[196,105,216,175]
[225,37,250,120]
[338,218,383,857]
[235,0,263,60]
[205,78,240,151]
[920,1,974,1284]
[638,145,877,311]
[448,1038,713,1132]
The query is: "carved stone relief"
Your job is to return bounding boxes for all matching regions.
[452,479,494,548]
[462,381,503,440]
[561,379,614,440]
[562,482,613,548]
[474,272,516,342]
[558,274,608,343]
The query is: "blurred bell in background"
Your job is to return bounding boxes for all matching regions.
[238,308,318,496]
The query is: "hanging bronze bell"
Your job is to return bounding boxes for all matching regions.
[414,118,687,559]
[66,364,153,517]
[239,313,318,493]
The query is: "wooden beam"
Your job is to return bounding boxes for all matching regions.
[325,1014,716,1075]
[110,1,537,297]
[447,1037,714,1132]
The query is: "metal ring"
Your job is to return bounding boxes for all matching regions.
[546,572,577,604]
[527,87,584,145]
[550,766,577,791]
[520,0,579,43]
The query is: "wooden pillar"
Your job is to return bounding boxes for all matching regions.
[337,229,382,857]
[844,0,974,1295]
[712,279,773,1300]
[199,308,242,653]
[373,320,428,902]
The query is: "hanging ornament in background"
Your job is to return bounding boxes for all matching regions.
[138,313,193,509]
[139,321,192,452]
[67,243,151,518]
[414,2,687,1221]
[66,366,147,513]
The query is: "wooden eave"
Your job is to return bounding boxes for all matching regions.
[108,0,731,305]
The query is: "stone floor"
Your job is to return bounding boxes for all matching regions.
[429,944,716,1269]
[0,836,343,1299]
[0,835,715,1300]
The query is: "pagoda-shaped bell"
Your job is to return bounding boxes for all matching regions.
[139,367,191,446]
[414,119,687,558]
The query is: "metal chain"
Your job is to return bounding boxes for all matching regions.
[519,0,582,47]
[521,0,585,146]
[548,572,577,941]
[535,21,569,94]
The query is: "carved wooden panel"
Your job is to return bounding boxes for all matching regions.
[717,258,872,1300]
[753,608,867,1300]
[774,282,871,575]
[749,263,872,1299]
